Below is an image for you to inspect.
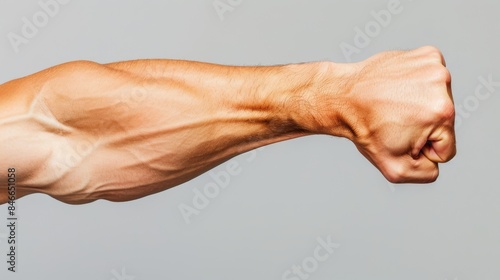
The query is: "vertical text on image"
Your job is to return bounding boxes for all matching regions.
[6,167,18,273]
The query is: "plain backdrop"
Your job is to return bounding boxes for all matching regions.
[0,0,499,279]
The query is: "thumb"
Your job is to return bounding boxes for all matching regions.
[421,129,456,163]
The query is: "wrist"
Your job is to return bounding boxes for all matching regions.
[284,61,357,140]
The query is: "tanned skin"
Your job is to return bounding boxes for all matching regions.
[0,46,456,205]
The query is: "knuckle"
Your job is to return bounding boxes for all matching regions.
[417,46,446,66]
[437,100,455,120]
[420,45,442,57]
[441,101,455,120]
[433,67,452,83]
[433,96,455,120]
[421,45,440,52]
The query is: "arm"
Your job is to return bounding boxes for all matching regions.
[0,46,455,204]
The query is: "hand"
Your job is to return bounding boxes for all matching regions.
[338,46,456,183]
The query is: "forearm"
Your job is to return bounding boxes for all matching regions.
[0,59,350,204]
[105,59,351,138]
[112,60,317,180]
[94,60,351,198]
[109,59,317,151]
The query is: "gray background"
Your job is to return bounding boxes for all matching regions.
[1,0,499,279]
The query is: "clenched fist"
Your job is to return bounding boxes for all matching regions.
[308,46,456,183]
